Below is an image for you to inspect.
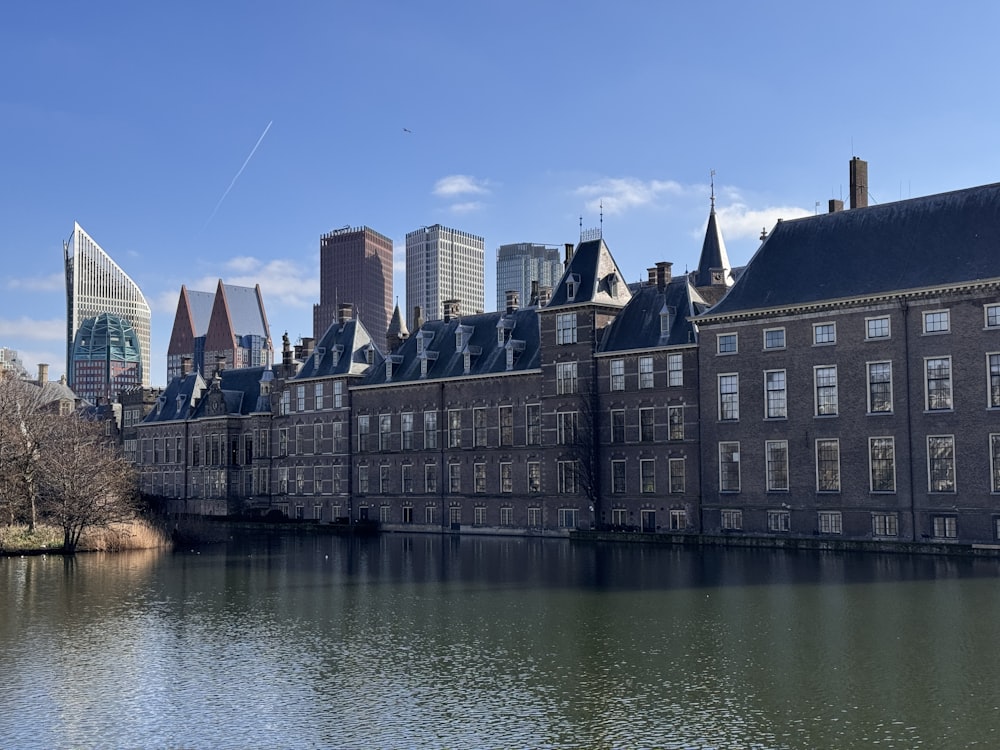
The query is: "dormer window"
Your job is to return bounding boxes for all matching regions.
[455,325,472,351]
[385,355,403,382]
[176,393,187,413]
[463,350,471,374]
[365,343,375,365]
[331,344,344,367]
[566,273,581,301]
[419,350,438,379]
[605,273,618,297]
[505,339,525,371]
[314,346,326,365]
[660,305,675,337]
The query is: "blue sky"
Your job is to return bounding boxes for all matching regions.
[3,1,1000,386]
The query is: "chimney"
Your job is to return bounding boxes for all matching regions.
[214,354,226,378]
[529,280,539,306]
[181,356,193,376]
[301,337,315,358]
[505,290,519,315]
[647,267,658,285]
[442,299,460,322]
[655,261,673,290]
[337,303,353,325]
[564,243,574,269]
[537,286,552,307]
[850,156,868,209]
[829,199,844,214]
[37,363,48,385]
[282,332,293,367]
[413,305,424,330]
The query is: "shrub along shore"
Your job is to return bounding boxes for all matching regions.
[0,519,170,555]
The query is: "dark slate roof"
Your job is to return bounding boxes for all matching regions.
[546,238,632,308]
[295,317,381,379]
[189,365,270,418]
[693,207,733,288]
[706,182,1000,317]
[598,276,710,353]
[142,372,207,423]
[361,307,540,386]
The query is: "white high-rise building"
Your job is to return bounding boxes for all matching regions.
[495,243,565,310]
[64,223,151,390]
[405,224,484,329]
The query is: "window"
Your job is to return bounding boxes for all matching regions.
[610,359,624,391]
[473,506,487,527]
[424,411,438,449]
[669,458,685,493]
[527,507,542,528]
[424,505,436,525]
[611,508,628,527]
[473,408,488,446]
[333,381,343,408]
[923,310,950,334]
[868,362,893,413]
[766,440,789,491]
[764,328,785,350]
[499,405,513,446]
[639,407,654,442]
[556,313,577,344]
[526,404,541,446]
[296,385,306,412]
[558,461,578,494]
[721,509,742,530]
[379,465,390,494]
[280,390,290,415]
[448,463,461,493]
[717,333,737,355]
[401,412,414,450]
[558,508,578,529]
[425,463,437,493]
[818,511,842,535]
[527,461,541,493]
[402,464,413,494]
[500,506,514,527]
[402,506,413,524]
[986,304,1000,328]
[668,406,684,440]
[927,435,956,492]
[669,510,687,530]
[991,435,1000,493]
[989,354,1000,408]
[814,366,838,416]
[449,506,462,525]
[719,374,739,421]
[610,409,625,443]
[768,510,790,532]
[448,410,462,448]
[639,356,654,388]
[932,515,957,539]
[719,442,740,492]
[816,439,840,492]
[557,411,578,445]
[357,465,368,494]
[315,382,325,410]
[500,462,512,493]
[474,463,486,493]
[357,417,369,452]
[379,414,392,451]
[870,437,896,492]
[640,459,655,493]
[925,357,953,410]
[667,354,683,386]
[765,370,787,419]
[556,361,578,394]
[611,460,626,494]
[813,322,836,345]
[872,513,898,537]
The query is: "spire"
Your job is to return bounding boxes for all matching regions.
[694,172,732,289]
[386,299,409,352]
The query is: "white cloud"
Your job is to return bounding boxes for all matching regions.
[224,256,263,274]
[433,174,491,197]
[449,201,484,214]
[0,317,64,341]
[5,273,64,292]
[212,258,318,311]
[715,201,812,241]
[574,177,684,215]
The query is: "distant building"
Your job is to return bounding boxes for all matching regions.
[495,243,564,311]
[405,224,484,329]
[312,226,394,341]
[64,223,151,390]
[0,347,28,378]
[70,312,143,404]
[167,280,273,380]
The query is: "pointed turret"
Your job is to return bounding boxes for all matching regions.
[386,300,409,352]
[694,175,733,290]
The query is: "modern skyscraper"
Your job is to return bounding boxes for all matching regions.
[69,312,143,404]
[495,243,564,310]
[64,223,151,390]
[313,226,394,341]
[405,224,484,329]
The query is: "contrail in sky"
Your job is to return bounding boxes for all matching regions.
[204,120,273,229]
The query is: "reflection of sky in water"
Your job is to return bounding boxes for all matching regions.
[2,535,1000,749]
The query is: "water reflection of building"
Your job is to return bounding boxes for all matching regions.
[134,161,1000,548]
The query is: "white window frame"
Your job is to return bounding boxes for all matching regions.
[767,510,790,532]
[925,356,953,411]
[765,440,789,491]
[818,511,842,535]
[556,313,577,345]
[667,353,683,387]
[985,304,1000,329]
[814,365,838,416]
[867,361,893,414]
[764,369,787,419]
[815,438,841,492]
[638,356,654,388]
[763,327,785,350]
[813,322,836,345]
[718,373,739,421]
[922,309,950,334]
[869,436,896,493]
[866,316,891,340]
[927,435,956,493]
[610,359,625,391]
[719,441,740,492]
[717,333,738,355]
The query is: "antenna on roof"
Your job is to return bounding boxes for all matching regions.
[579,215,583,241]
[710,169,716,211]
[599,200,603,238]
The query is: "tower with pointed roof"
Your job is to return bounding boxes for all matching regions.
[692,174,734,299]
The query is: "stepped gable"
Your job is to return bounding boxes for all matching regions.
[599,275,710,353]
[707,182,1000,317]
[546,238,632,308]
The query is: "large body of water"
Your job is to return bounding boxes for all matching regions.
[3,529,1000,749]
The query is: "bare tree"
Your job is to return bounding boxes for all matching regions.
[0,374,52,530]
[564,393,603,529]
[37,417,140,553]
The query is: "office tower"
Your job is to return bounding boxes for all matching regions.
[64,223,151,390]
[495,243,564,310]
[167,280,273,380]
[69,312,143,404]
[405,224,484,329]
[313,226,394,341]
[0,347,28,378]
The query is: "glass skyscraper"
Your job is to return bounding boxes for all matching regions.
[405,224,484,329]
[495,243,564,310]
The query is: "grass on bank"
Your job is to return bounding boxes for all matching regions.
[0,519,170,554]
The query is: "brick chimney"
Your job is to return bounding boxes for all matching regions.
[505,290,519,315]
[850,156,868,209]
[442,299,460,322]
[413,305,424,330]
[337,303,353,325]
[37,363,48,385]
[181,356,193,376]
[537,286,552,307]
[564,243,574,269]
[829,199,844,214]
[529,280,539,306]
[647,267,658,285]
[655,261,673,290]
